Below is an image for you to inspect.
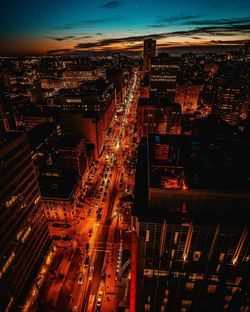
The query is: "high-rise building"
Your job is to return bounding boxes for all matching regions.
[150,53,179,103]
[137,98,181,138]
[57,133,87,177]
[143,39,156,78]
[212,80,248,125]
[133,134,250,311]
[0,132,50,311]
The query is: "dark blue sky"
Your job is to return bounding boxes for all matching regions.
[1,0,250,55]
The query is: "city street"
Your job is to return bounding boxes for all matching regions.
[35,68,140,312]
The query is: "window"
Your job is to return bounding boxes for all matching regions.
[174,232,179,244]
[208,285,217,293]
[181,300,191,307]
[225,296,232,303]
[236,277,242,285]
[193,251,201,261]
[186,282,194,291]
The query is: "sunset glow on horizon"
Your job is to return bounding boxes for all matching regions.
[1,0,250,56]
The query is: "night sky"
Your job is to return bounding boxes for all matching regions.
[1,0,250,56]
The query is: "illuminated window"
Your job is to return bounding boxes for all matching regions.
[219,253,225,261]
[232,287,238,294]
[225,296,232,303]
[181,300,192,307]
[163,297,168,304]
[193,251,201,261]
[186,282,194,291]
[174,232,179,244]
[208,285,217,293]
[236,277,242,284]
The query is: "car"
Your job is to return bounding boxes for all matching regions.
[100,272,106,284]
[52,223,61,228]
[96,213,102,221]
[62,235,71,241]
[96,291,103,307]
[78,197,84,202]
[77,203,84,208]
[96,208,102,214]
[88,228,93,237]
[85,243,90,252]
[84,256,90,267]
[52,235,61,240]
[88,209,92,216]
[99,187,103,194]
[78,272,84,285]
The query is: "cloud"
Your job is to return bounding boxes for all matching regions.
[48,36,76,41]
[74,33,165,49]
[53,16,123,30]
[47,48,73,54]
[157,14,202,24]
[147,24,168,28]
[47,17,250,55]
[183,16,250,26]
[100,1,121,9]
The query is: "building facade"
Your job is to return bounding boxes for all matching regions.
[143,39,156,78]
[40,175,80,222]
[137,98,181,138]
[150,54,179,103]
[212,81,248,125]
[132,216,250,312]
[57,133,87,177]
[0,132,50,311]
[175,84,203,113]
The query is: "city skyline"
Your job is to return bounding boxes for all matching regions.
[1,0,250,56]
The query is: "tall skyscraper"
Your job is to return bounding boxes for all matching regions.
[150,53,179,103]
[0,132,50,311]
[212,80,247,125]
[143,38,156,78]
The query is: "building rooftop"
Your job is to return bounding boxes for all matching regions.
[39,173,78,200]
[27,122,55,151]
[134,135,250,225]
[57,132,83,149]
